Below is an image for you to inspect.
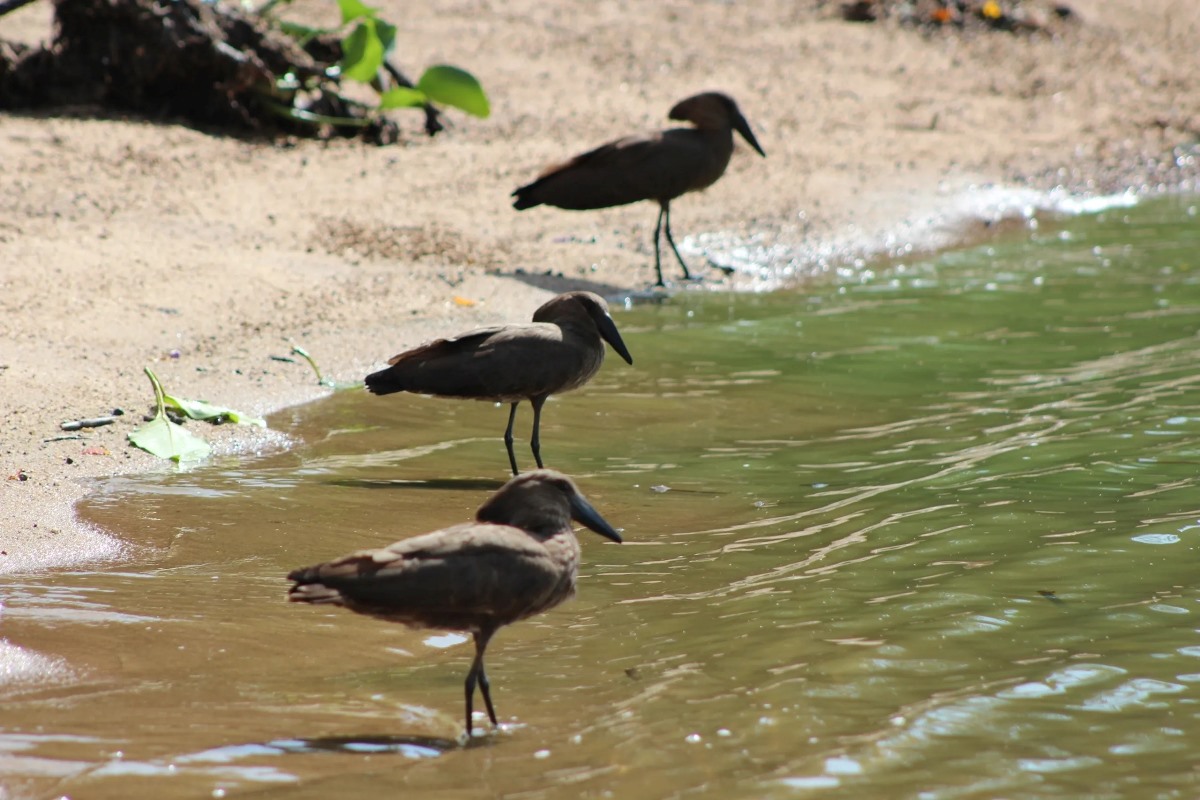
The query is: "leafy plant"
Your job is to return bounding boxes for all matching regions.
[335,0,396,83]
[163,395,266,427]
[128,368,212,463]
[128,368,266,462]
[263,0,489,131]
[291,343,331,386]
[334,0,488,118]
[290,343,361,391]
[378,66,490,118]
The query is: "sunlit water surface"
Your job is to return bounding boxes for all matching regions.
[4,197,1200,799]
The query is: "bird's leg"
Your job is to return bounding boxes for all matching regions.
[661,201,695,282]
[464,667,478,735]
[652,204,667,287]
[503,402,520,475]
[464,628,499,734]
[477,665,498,727]
[529,396,547,469]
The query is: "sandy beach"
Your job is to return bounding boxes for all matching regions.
[0,0,1197,576]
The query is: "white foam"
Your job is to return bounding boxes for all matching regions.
[683,183,1142,292]
[0,520,126,577]
[0,639,73,687]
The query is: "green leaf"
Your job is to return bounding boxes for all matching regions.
[336,0,377,24]
[163,395,267,428]
[128,368,212,462]
[129,414,212,463]
[375,18,397,59]
[416,65,490,118]
[290,343,329,386]
[379,86,428,110]
[340,19,385,83]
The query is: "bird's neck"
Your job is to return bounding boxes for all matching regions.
[553,317,603,346]
[701,127,735,166]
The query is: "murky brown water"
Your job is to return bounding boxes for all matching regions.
[4,197,1200,798]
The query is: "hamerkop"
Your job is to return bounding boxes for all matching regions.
[364,291,633,475]
[287,469,622,735]
[512,91,766,286]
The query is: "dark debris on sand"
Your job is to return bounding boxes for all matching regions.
[833,0,1078,34]
[0,0,441,144]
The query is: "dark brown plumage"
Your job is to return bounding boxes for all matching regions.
[287,469,622,735]
[512,92,766,286]
[364,291,633,474]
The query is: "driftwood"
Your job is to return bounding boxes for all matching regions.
[0,0,441,143]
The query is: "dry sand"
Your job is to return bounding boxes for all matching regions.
[0,0,1197,575]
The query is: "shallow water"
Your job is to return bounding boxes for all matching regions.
[4,196,1200,799]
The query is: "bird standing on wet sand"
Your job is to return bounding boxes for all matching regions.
[286,469,623,735]
[512,92,766,287]
[364,291,633,475]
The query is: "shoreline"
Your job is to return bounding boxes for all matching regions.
[2,0,1199,583]
[1,180,1191,581]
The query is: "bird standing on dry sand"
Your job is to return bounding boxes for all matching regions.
[512,91,766,287]
[286,469,623,736]
[364,291,633,475]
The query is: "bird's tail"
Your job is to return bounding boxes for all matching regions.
[364,366,409,396]
[287,567,346,605]
[511,183,544,211]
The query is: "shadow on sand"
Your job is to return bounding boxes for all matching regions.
[497,270,676,305]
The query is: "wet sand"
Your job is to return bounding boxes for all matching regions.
[0,0,1198,576]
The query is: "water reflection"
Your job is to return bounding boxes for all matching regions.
[326,477,509,492]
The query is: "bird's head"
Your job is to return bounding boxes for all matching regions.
[477,469,622,543]
[669,92,766,158]
[533,292,634,365]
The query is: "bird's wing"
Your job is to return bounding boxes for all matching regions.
[519,130,712,208]
[376,523,547,562]
[545,134,654,173]
[300,524,566,623]
[372,324,588,401]
[384,326,509,366]
[369,326,529,398]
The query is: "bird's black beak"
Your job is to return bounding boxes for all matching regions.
[596,312,634,365]
[734,112,766,158]
[569,493,622,543]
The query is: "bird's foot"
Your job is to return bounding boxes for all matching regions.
[462,714,523,745]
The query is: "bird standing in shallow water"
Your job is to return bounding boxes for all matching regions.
[512,92,766,287]
[286,469,622,736]
[364,291,633,475]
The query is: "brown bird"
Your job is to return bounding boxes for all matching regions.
[364,291,633,475]
[287,469,623,735]
[512,91,766,286]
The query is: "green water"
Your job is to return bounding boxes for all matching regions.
[4,197,1200,799]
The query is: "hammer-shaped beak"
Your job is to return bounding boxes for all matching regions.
[569,492,623,543]
[734,112,766,158]
[595,311,634,365]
